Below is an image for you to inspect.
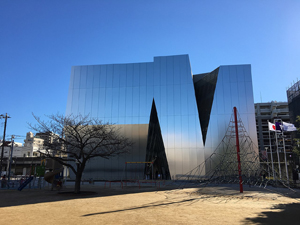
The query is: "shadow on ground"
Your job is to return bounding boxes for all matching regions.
[0,184,179,208]
[82,197,199,217]
[1,182,300,210]
[243,203,300,224]
[191,183,300,198]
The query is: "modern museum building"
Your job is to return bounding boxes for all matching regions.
[66,54,258,180]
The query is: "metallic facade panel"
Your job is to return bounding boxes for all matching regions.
[76,124,149,180]
[73,66,81,89]
[99,66,107,88]
[86,65,94,89]
[79,66,87,89]
[66,56,258,180]
[204,65,258,161]
[106,64,113,88]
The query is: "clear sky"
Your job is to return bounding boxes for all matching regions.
[1,0,300,142]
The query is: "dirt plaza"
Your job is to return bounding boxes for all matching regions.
[1,183,300,225]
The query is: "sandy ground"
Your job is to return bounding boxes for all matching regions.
[1,183,300,225]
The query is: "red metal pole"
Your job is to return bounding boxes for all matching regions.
[234,107,243,193]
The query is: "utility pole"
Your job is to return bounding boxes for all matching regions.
[0,113,11,177]
[7,136,14,188]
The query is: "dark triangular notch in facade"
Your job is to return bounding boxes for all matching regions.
[193,68,219,146]
[144,99,171,180]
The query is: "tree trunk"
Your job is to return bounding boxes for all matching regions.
[74,166,83,194]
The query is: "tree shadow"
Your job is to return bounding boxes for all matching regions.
[0,184,179,208]
[243,202,300,224]
[82,198,199,217]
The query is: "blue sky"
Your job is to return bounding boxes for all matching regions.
[1,0,300,141]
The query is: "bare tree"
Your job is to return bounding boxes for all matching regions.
[29,114,132,193]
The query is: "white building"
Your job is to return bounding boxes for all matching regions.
[1,132,45,159]
[23,132,45,156]
[1,141,25,158]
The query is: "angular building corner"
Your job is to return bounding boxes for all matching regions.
[66,55,259,180]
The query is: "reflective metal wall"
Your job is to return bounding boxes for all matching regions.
[66,56,258,180]
[84,124,149,180]
[66,55,204,180]
[202,65,259,170]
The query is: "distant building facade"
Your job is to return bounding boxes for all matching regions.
[1,132,50,176]
[255,101,292,156]
[23,132,44,157]
[1,141,24,158]
[287,80,300,137]
[35,132,59,147]
[287,80,300,166]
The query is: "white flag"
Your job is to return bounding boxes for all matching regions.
[268,122,276,131]
[282,122,297,132]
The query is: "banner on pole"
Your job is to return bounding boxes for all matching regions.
[268,122,276,131]
[275,122,282,132]
[282,122,297,132]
